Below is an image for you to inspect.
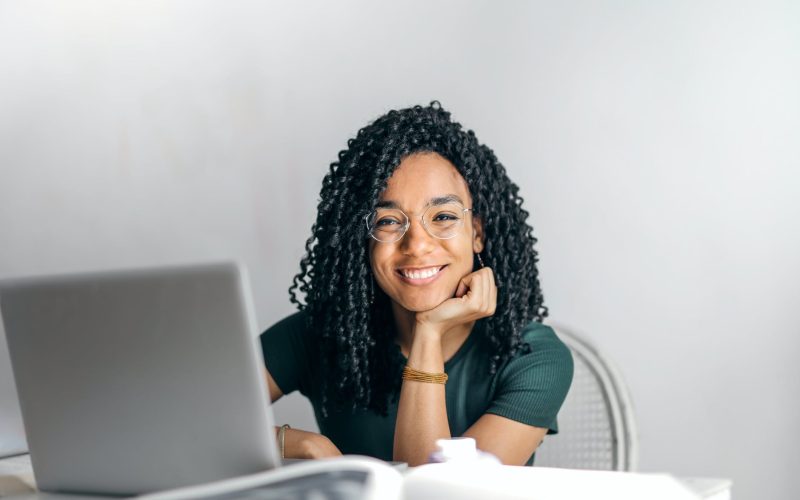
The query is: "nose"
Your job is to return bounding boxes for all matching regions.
[399,216,435,257]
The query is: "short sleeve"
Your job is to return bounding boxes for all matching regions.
[486,322,574,434]
[259,311,315,397]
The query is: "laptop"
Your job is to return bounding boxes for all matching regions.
[0,262,281,495]
[0,321,27,459]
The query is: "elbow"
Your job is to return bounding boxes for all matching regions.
[393,444,435,467]
[394,452,430,467]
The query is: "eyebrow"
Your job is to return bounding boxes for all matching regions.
[376,194,464,210]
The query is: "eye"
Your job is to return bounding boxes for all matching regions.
[376,217,402,226]
[432,212,459,222]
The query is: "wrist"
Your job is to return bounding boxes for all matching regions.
[302,433,335,459]
[277,424,290,459]
[407,325,445,373]
[300,436,318,459]
[412,320,445,342]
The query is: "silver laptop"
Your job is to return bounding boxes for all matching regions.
[0,321,27,458]
[0,262,280,495]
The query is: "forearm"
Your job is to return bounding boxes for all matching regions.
[393,325,451,465]
[276,427,342,459]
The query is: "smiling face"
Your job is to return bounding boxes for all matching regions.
[369,152,484,313]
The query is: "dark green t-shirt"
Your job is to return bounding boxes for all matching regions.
[260,311,573,465]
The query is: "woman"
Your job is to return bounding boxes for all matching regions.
[261,102,573,466]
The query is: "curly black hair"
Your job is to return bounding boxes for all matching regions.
[289,101,547,416]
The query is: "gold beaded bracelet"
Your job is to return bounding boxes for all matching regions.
[278,424,291,459]
[402,365,448,384]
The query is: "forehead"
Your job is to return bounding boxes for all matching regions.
[379,153,471,209]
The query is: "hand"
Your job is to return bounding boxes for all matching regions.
[282,428,342,459]
[415,267,497,336]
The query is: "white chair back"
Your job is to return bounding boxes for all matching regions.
[534,324,638,471]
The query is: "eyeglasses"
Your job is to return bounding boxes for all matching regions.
[365,202,474,243]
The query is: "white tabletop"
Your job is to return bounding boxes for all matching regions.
[1,454,732,500]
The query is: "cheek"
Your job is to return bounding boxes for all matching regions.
[369,246,394,287]
[445,240,476,274]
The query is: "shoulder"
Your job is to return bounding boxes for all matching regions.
[260,309,310,339]
[485,321,574,432]
[259,309,317,396]
[520,322,572,358]
[498,321,574,390]
[259,310,315,362]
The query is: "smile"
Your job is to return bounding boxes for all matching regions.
[396,265,447,284]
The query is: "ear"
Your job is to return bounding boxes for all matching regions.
[472,216,485,254]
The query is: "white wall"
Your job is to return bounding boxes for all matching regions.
[1,1,798,498]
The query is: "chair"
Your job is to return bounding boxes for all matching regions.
[533,324,639,471]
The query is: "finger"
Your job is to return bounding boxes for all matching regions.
[455,278,469,298]
[489,275,497,315]
[466,272,485,311]
[467,276,481,305]
[485,268,496,315]
[468,269,486,314]
[473,270,485,310]
[455,271,479,299]
[484,267,496,288]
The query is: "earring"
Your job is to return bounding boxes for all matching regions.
[475,252,485,269]
[369,274,375,304]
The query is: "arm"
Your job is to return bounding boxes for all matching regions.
[462,414,548,465]
[392,323,451,465]
[393,268,496,466]
[263,367,342,459]
[464,325,574,465]
[264,367,283,403]
[394,348,549,467]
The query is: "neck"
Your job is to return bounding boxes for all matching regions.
[391,301,475,360]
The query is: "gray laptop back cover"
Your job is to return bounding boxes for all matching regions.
[0,262,280,495]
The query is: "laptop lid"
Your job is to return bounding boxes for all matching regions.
[0,321,27,458]
[0,262,280,495]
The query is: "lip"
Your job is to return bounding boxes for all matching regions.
[395,265,447,285]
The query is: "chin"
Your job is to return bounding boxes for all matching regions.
[397,291,452,312]
[401,301,438,313]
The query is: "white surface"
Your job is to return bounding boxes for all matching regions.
[0,1,796,498]
[139,456,402,500]
[405,464,702,500]
[0,454,35,496]
[434,437,477,460]
[678,478,733,500]
[0,454,731,500]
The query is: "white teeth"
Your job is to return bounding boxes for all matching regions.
[401,266,442,280]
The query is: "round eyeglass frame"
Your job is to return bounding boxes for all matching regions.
[364,203,474,243]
